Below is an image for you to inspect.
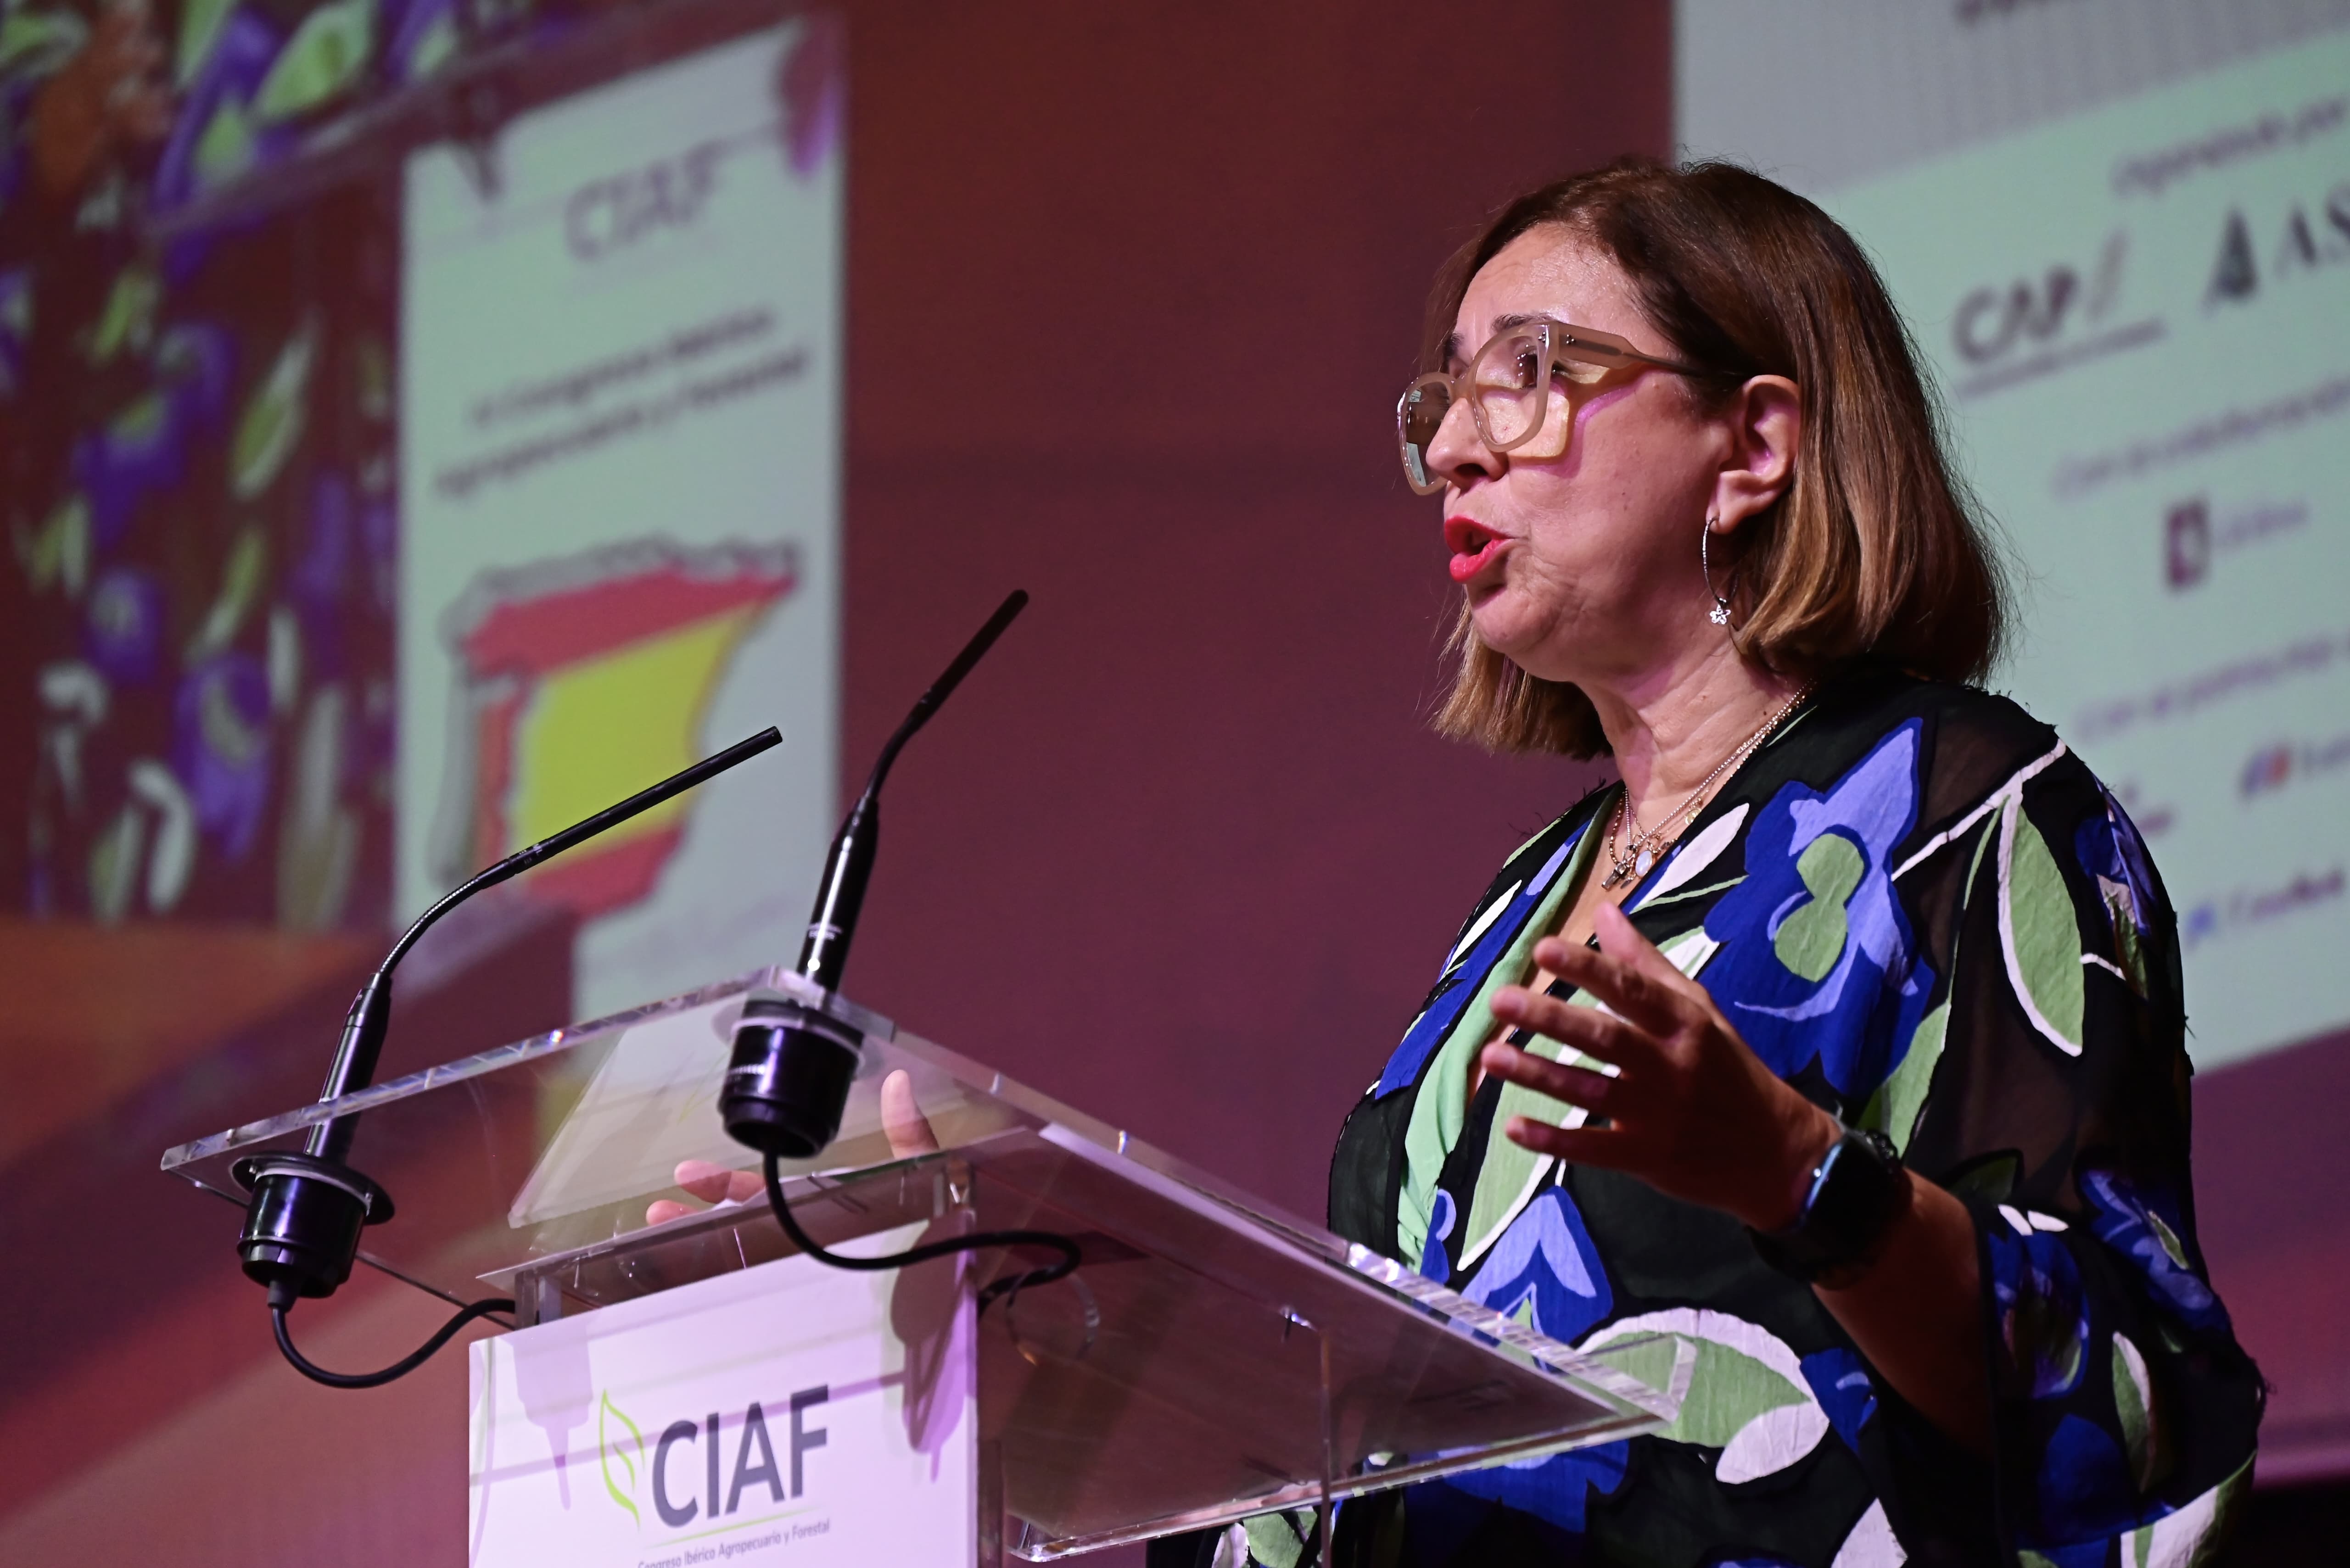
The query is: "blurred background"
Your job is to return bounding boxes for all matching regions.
[0,0,2344,1559]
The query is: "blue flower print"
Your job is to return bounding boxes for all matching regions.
[173,654,274,863]
[1702,722,1934,1100]
[1419,1189,1456,1282]
[1987,1220,2089,1399]
[1799,1347,1877,1452]
[1398,1189,1626,1540]
[84,569,165,687]
[1376,824,1588,1097]
[2074,787,2155,940]
[71,324,235,551]
[153,11,293,217]
[1460,1187,1613,1344]
[2079,1169,2231,1336]
[2075,787,2159,994]
[2036,1414,2144,1544]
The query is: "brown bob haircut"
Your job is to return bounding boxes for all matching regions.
[1428,158,2007,757]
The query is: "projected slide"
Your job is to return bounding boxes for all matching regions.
[400,20,842,1017]
[1681,11,2350,1068]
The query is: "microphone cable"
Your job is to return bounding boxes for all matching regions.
[758,1151,1080,1309]
[266,1279,515,1390]
[259,1144,1083,1392]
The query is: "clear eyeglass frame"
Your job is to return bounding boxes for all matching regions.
[1396,319,1705,495]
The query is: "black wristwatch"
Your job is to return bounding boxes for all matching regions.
[1749,1125,1911,1289]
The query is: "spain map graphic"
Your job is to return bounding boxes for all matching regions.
[431,539,797,918]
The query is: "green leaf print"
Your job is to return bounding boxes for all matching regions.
[1773,832,1863,982]
[1242,1510,1317,1568]
[1859,1000,1947,1153]
[2123,1453,2249,1568]
[175,0,236,86]
[0,9,87,77]
[253,0,375,124]
[2000,798,2084,1056]
[2112,1333,2164,1494]
[1459,928,1718,1267]
[232,324,316,500]
[1583,1309,1828,1483]
[193,98,258,191]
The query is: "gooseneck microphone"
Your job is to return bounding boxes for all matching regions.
[796,587,1030,989]
[239,726,782,1388]
[719,591,1080,1305]
[721,590,1027,1156]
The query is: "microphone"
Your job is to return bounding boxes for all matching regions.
[236,726,783,1314]
[721,590,1028,1158]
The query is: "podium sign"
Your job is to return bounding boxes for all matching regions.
[469,1225,975,1568]
[165,966,1686,1559]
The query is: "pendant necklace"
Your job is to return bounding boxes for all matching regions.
[1602,680,1818,891]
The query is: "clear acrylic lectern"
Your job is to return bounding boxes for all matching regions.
[162,967,1686,1559]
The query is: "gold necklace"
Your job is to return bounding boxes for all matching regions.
[1602,681,1818,890]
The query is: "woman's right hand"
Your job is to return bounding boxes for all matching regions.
[643,1069,941,1225]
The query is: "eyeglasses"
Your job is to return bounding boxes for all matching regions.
[1396,319,1705,495]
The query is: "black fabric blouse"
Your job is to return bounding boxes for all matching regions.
[1161,668,2261,1568]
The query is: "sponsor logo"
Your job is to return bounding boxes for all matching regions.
[2161,494,2309,592]
[1953,230,2126,365]
[567,141,726,262]
[599,1390,649,1526]
[1948,231,2160,399]
[596,1384,829,1534]
[2239,743,2293,799]
[2239,726,2350,802]
[2183,865,2345,949]
[2205,179,2350,305]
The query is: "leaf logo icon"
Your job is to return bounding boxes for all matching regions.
[599,1389,646,1527]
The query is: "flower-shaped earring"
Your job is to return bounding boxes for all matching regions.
[1702,515,1732,626]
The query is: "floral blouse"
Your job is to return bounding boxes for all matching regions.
[1165,668,2262,1568]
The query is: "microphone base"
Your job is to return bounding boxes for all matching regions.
[720,999,865,1160]
[233,1152,395,1302]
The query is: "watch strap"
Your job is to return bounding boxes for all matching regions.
[1749,1125,1911,1288]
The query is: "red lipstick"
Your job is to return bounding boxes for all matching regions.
[1444,516,1510,584]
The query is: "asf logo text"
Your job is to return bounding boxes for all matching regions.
[2206,180,2350,304]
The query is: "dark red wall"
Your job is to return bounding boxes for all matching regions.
[835,0,1656,1221]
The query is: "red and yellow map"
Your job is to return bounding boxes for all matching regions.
[439,540,797,918]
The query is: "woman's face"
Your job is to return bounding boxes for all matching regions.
[1427,228,1738,692]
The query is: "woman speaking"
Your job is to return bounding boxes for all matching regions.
[1180,159,2262,1566]
[671,156,2266,1566]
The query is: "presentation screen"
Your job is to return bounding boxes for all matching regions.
[1679,4,2350,1070]
[400,19,842,1017]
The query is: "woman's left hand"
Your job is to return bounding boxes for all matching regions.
[1481,901,1841,1233]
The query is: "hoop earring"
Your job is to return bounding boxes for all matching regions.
[1701,515,1733,626]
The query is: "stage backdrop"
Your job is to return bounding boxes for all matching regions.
[1678,0,2350,1481]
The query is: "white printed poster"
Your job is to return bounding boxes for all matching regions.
[400,19,842,1018]
[1822,31,2350,1066]
[468,1236,976,1567]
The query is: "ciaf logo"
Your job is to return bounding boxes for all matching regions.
[597,1385,829,1530]
[565,141,725,262]
[599,1390,648,1526]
